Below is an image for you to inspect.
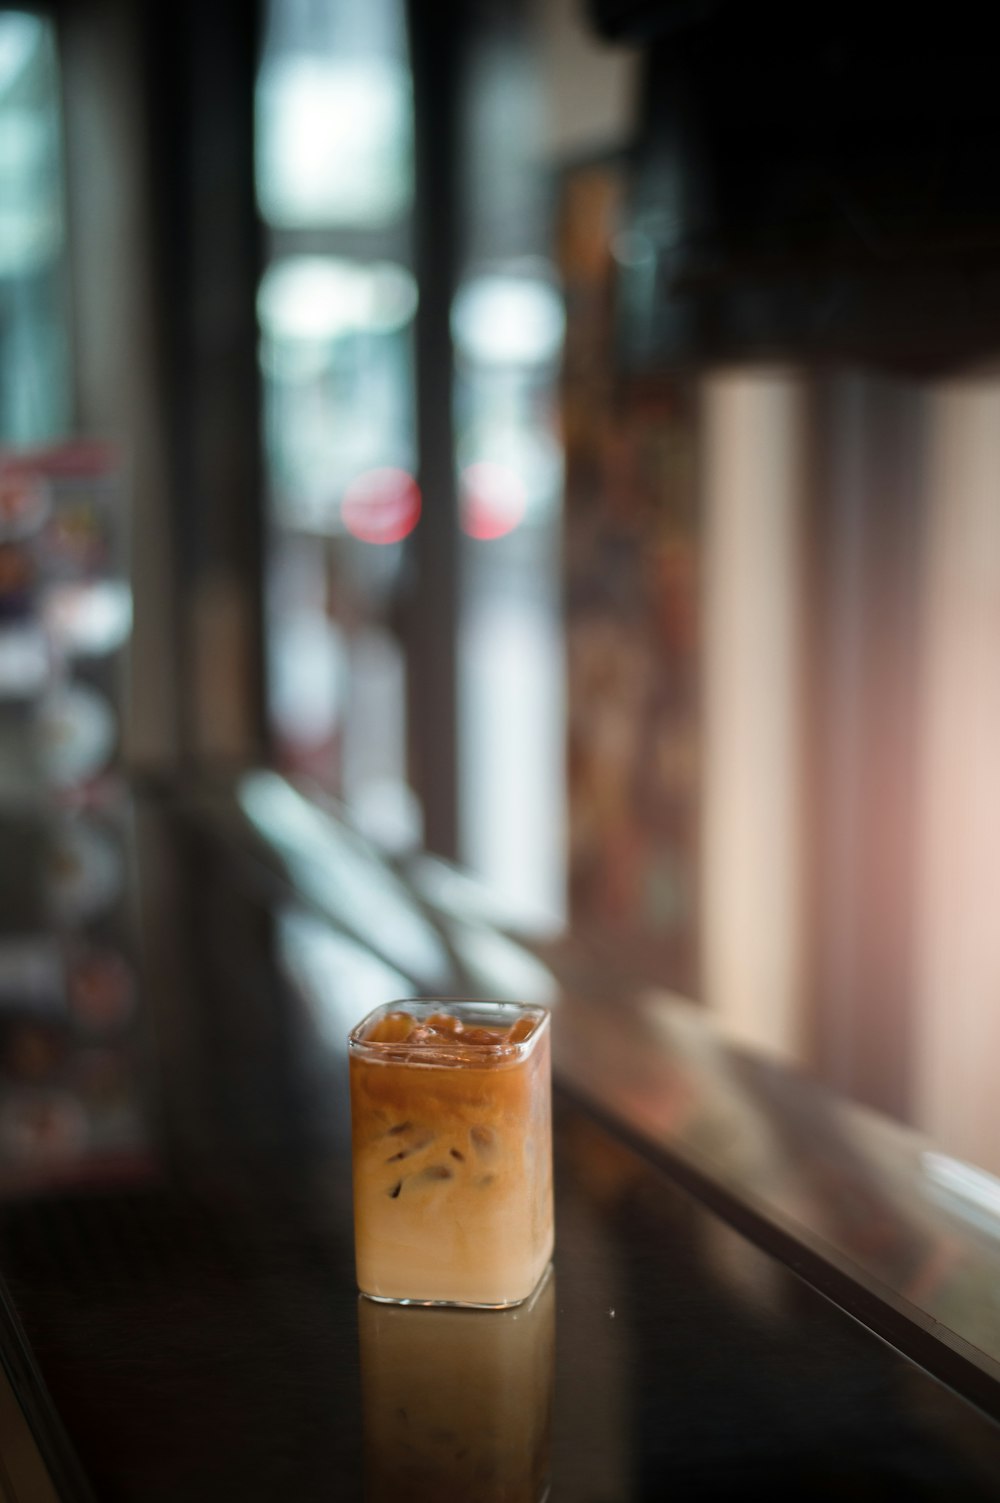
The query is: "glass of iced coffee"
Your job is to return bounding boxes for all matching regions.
[349,1000,553,1307]
[359,1266,555,1502]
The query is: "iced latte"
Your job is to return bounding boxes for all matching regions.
[349,1001,553,1307]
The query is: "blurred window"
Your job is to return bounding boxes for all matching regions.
[0,10,71,443]
[257,2,569,916]
[256,0,418,848]
[454,259,567,926]
[258,256,416,531]
[257,52,411,230]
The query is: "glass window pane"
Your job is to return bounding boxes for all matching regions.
[256,0,419,850]
[0,11,71,443]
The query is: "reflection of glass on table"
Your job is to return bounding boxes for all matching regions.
[349,1000,553,1307]
[359,1265,555,1503]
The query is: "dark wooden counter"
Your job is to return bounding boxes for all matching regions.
[3,777,1000,1499]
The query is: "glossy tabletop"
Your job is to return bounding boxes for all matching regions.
[2,780,1000,1500]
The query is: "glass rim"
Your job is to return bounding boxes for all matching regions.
[348,997,550,1065]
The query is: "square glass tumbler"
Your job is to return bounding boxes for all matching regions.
[349,1000,553,1307]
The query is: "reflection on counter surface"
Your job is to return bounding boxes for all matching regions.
[359,1267,554,1501]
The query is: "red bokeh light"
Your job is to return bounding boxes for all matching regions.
[341,468,422,545]
[460,461,527,541]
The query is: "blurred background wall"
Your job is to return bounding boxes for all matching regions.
[4,0,1000,1176]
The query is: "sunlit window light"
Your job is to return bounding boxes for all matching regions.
[442,918,560,1007]
[700,373,805,1064]
[0,11,42,91]
[914,379,1000,1181]
[278,908,414,1045]
[256,54,413,229]
[268,611,347,748]
[257,257,417,343]
[452,273,565,368]
[0,10,69,442]
[922,1151,1000,1237]
[238,772,453,987]
[0,12,61,278]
